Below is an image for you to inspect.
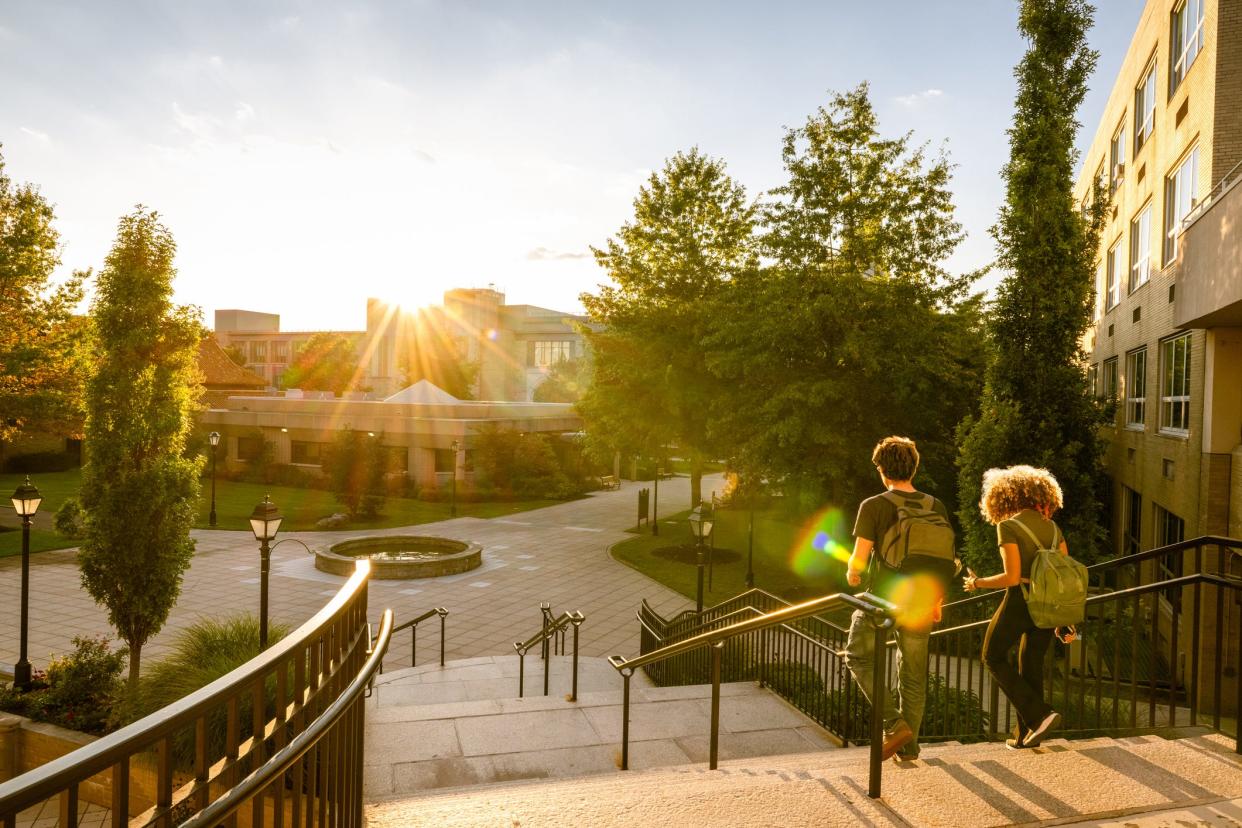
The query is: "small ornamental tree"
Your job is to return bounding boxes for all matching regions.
[78,208,204,690]
[325,428,387,518]
[956,0,1108,572]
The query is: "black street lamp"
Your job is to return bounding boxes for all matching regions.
[10,476,42,691]
[450,440,460,518]
[208,431,220,528]
[249,495,283,649]
[687,504,714,615]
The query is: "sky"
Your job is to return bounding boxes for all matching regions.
[1,1,1141,331]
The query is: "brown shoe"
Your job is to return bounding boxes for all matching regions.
[882,720,914,760]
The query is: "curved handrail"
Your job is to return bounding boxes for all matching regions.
[611,591,893,674]
[179,608,394,828]
[0,561,373,814]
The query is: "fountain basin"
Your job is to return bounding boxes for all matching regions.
[316,535,482,579]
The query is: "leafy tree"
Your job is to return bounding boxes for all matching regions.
[78,208,204,690]
[473,427,576,499]
[708,85,984,512]
[399,336,478,400]
[956,0,1108,571]
[0,148,88,457]
[221,342,248,368]
[324,428,387,518]
[581,148,757,505]
[533,356,592,403]
[281,332,366,395]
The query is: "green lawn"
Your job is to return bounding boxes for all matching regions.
[0,467,560,556]
[610,506,852,605]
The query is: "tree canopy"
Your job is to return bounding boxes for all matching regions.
[956,0,1107,570]
[77,207,204,689]
[281,332,366,395]
[0,148,88,450]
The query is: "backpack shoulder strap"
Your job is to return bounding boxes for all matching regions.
[1007,516,1045,549]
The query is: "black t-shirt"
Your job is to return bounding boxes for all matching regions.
[853,489,952,596]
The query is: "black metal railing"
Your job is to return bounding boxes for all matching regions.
[0,560,388,828]
[514,606,585,700]
[611,591,895,798]
[379,607,448,673]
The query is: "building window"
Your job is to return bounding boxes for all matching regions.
[272,341,289,363]
[434,448,456,473]
[236,436,263,462]
[1094,160,1107,205]
[1102,357,1119,400]
[385,446,409,474]
[1164,145,1199,264]
[1154,504,1185,602]
[1087,364,1099,397]
[1123,487,1142,558]
[1170,0,1205,93]
[1105,239,1122,311]
[1129,203,1152,292]
[251,341,267,362]
[1135,61,1156,151]
[1159,333,1191,434]
[1110,121,1127,191]
[533,340,573,367]
[1125,348,1147,428]
[290,441,326,465]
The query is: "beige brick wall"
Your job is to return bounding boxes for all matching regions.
[1212,0,1242,180]
[1074,0,1241,549]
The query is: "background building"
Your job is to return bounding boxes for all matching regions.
[214,310,363,390]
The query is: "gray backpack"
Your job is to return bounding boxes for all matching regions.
[877,491,957,584]
[1010,519,1088,629]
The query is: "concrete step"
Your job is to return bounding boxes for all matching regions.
[365,731,1242,828]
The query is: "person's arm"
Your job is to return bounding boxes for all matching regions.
[847,537,873,587]
[964,543,1022,591]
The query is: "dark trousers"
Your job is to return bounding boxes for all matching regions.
[982,586,1055,740]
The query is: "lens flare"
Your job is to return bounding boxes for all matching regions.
[883,573,946,631]
[789,506,852,581]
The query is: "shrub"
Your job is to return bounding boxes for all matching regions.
[54,498,87,539]
[323,428,386,518]
[0,636,127,735]
[919,674,990,739]
[119,615,290,768]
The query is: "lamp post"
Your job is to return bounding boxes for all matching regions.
[10,477,42,691]
[687,504,713,615]
[450,440,460,518]
[249,495,283,649]
[208,431,220,528]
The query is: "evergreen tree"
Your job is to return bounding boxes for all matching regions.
[78,208,204,689]
[580,148,756,505]
[956,0,1108,571]
[0,149,88,454]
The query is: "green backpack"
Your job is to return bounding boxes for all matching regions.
[877,491,957,584]
[1009,519,1088,629]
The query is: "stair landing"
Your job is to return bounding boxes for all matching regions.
[363,655,836,799]
[366,731,1242,827]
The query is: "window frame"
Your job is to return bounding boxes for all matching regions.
[290,441,326,466]
[1110,119,1128,192]
[1170,0,1205,95]
[1102,357,1119,401]
[1154,503,1186,603]
[1129,200,1153,293]
[1164,144,1200,265]
[1123,487,1143,558]
[1105,237,1122,311]
[1159,333,1192,435]
[1125,347,1147,429]
[1135,60,1157,152]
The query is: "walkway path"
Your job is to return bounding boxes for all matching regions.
[0,477,715,675]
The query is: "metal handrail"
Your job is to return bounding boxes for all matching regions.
[380,606,448,672]
[514,609,585,700]
[609,591,895,798]
[0,561,376,827]
[179,608,394,828]
[1181,158,1242,231]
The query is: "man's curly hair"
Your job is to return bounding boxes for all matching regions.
[871,436,919,482]
[979,465,1064,525]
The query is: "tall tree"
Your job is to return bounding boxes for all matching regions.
[709,85,984,512]
[532,356,592,403]
[281,332,366,395]
[78,208,204,689]
[956,0,1107,571]
[0,148,88,456]
[580,148,756,504]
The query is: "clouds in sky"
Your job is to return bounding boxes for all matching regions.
[896,89,945,108]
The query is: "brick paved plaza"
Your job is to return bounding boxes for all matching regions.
[0,477,719,675]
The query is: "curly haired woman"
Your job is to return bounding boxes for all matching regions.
[964,465,1075,749]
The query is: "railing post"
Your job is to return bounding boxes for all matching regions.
[621,669,632,770]
[540,602,551,662]
[710,642,723,770]
[570,614,583,702]
[411,623,417,667]
[544,633,552,696]
[759,626,768,689]
[439,608,448,668]
[868,617,887,799]
[518,649,526,698]
[990,681,1000,741]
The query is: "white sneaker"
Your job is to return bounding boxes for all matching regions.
[1023,711,1061,746]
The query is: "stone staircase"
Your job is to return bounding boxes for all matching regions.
[365,730,1242,827]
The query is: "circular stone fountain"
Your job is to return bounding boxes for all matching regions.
[315,536,483,579]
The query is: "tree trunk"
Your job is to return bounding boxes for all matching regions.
[128,642,142,692]
[690,454,703,508]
